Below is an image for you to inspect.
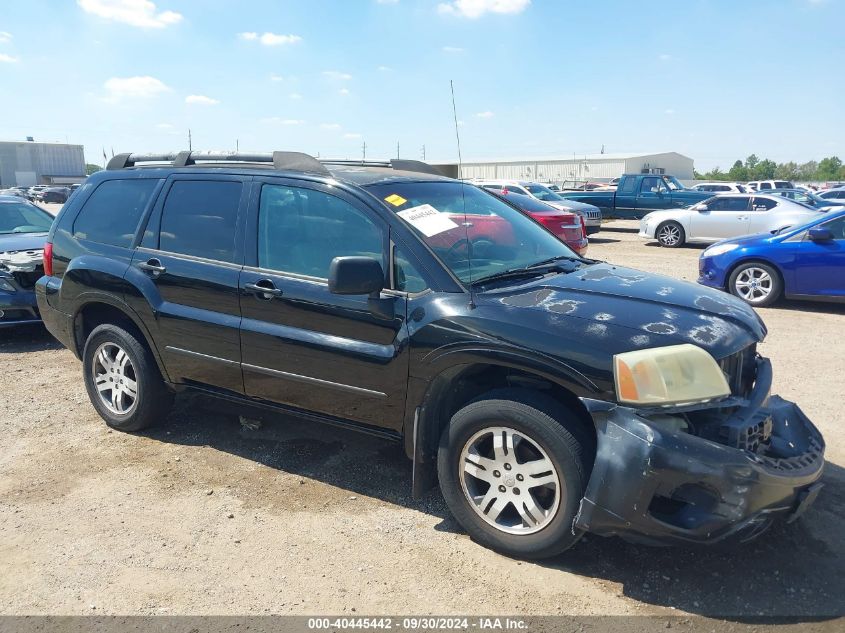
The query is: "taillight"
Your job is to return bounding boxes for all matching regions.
[580,215,586,235]
[43,242,53,277]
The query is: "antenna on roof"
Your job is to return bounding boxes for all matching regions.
[450,79,474,309]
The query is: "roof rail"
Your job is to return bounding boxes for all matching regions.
[106,151,441,177]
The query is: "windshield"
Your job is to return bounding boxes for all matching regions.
[367,182,578,285]
[662,176,684,191]
[524,183,564,202]
[0,202,53,234]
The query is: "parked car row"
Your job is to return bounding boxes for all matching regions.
[0,184,81,204]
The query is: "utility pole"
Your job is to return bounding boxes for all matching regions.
[397,141,400,159]
[236,138,239,152]
[362,140,366,161]
[421,145,426,160]
[188,129,192,151]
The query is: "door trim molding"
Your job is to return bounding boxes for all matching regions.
[165,346,239,365]
[242,363,388,398]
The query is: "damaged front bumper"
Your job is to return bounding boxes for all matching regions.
[577,357,825,545]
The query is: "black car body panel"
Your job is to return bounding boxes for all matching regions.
[35,157,824,547]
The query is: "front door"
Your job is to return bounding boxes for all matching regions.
[635,176,670,214]
[129,175,248,393]
[690,195,751,240]
[238,178,409,431]
[793,215,845,298]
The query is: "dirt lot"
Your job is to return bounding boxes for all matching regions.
[1,218,843,618]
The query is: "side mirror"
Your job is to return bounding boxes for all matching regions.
[808,227,834,242]
[692,203,707,212]
[328,256,384,297]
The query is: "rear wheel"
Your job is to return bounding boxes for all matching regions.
[437,389,592,559]
[82,323,173,432]
[656,221,685,247]
[728,262,782,307]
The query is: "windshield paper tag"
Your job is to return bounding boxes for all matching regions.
[397,204,459,237]
[384,193,407,207]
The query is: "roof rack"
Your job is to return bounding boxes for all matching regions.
[106,151,442,177]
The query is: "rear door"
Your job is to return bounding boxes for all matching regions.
[690,196,751,240]
[238,177,409,431]
[793,216,845,298]
[128,174,248,393]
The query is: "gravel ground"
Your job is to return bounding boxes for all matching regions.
[1,218,843,618]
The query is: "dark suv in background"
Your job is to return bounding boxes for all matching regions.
[36,151,824,559]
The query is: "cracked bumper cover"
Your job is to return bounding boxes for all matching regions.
[576,358,825,545]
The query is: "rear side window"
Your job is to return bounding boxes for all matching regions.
[159,181,242,263]
[758,182,773,190]
[72,179,159,247]
[751,197,778,211]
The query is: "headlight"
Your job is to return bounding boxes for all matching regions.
[0,278,15,292]
[702,242,739,258]
[614,344,730,406]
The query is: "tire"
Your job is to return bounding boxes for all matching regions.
[655,221,685,247]
[82,323,173,432]
[727,261,782,307]
[437,388,592,559]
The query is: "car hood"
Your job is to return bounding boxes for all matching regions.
[482,262,766,360]
[547,199,599,212]
[0,232,48,252]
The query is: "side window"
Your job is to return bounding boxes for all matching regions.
[709,197,750,211]
[751,197,777,211]
[619,177,637,194]
[640,177,664,193]
[820,216,845,240]
[72,179,159,247]
[159,181,242,263]
[758,182,773,190]
[394,246,428,293]
[258,184,384,279]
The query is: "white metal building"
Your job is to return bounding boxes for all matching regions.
[0,140,86,188]
[433,151,695,184]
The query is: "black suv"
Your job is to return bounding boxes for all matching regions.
[36,151,824,558]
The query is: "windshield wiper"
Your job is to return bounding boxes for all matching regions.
[472,256,582,287]
[471,268,548,287]
[525,255,583,269]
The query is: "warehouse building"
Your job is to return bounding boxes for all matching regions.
[0,140,86,188]
[433,151,695,184]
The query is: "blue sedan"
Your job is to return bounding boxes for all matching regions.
[698,208,845,306]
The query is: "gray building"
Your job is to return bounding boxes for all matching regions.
[433,151,695,184]
[0,141,86,188]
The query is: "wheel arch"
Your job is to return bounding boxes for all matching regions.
[725,257,786,292]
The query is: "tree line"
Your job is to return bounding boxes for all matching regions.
[695,155,844,183]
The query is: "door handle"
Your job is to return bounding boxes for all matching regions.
[244,280,283,299]
[138,258,166,276]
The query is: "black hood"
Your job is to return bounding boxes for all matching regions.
[480,262,766,361]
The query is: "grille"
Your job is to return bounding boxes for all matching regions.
[719,344,757,397]
[584,209,602,220]
[12,267,43,289]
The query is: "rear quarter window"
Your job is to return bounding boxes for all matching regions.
[72,179,160,247]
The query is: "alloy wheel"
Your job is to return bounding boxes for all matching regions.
[734,267,773,304]
[657,224,681,246]
[92,342,139,415]
[459,426,562,535]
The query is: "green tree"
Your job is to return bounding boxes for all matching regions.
[745,154,760,171]
[817,156,843,181]
[727,159,748,182]
[775,162,799,181]
[85,163,102,176]
[752,159,777,180]
[798,161,818,181]
[703,166,727,180]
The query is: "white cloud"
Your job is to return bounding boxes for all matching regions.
[0,53,19,63]
[664,108,675,115]
[338,88,350,96]
[261,117,305,125]
[437,0,530,19]
[156,122,173,129]
[78,0,183,29]
[323,70,352,80]
[442,46,464,53]
[376,0,399,4]
[185,94,219,105]
[240,31,302,46]
[321,123,342,130]
[0,31,12,44]
[104,76,169,101]
[658,53,672,61]
[377,65,392,72]
[269,73,284,82]
[289,92,302,100]
[475,111,494,118]
[343,133,362,139]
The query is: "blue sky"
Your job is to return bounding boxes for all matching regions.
[0,0,842,171]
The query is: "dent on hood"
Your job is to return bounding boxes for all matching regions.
[0,249,43,273]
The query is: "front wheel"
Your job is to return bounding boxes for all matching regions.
[728,262,782,307]
[437,389,592,559]
[655,221,685,247]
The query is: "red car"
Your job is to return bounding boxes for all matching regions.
[484,188,588,256]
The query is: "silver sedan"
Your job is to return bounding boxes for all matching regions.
[638,193,823,247]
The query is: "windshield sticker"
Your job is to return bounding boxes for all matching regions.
[397,204,459,237]
[384,193,407,207]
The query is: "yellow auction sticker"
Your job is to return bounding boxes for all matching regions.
[384,194,407,207]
